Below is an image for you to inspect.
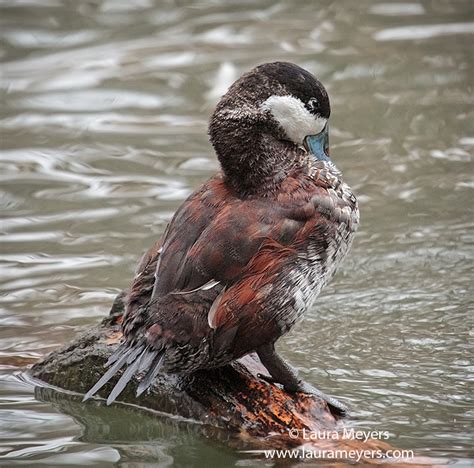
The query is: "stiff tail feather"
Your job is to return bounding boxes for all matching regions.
[137,352,165,397]
[83,342,165,405]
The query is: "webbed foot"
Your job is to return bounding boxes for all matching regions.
[286,380,349,417]
[256,343,349,417]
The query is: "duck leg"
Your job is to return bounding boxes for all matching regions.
[256,343,348,416]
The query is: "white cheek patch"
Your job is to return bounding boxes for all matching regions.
[260,95,327,144]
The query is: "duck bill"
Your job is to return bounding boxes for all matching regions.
[304,124,330,162]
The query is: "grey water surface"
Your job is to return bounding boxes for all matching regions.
[1,0,473,466]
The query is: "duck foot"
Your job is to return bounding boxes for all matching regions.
[256,343,349,418]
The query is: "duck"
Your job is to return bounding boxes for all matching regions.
[83,61,359,414]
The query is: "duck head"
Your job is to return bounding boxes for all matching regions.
[209,61,331,196]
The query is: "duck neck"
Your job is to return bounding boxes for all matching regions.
[209,107,301,197]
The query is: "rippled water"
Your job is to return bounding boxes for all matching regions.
[1,0,473,465]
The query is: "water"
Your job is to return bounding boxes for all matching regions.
[1,0,473,465]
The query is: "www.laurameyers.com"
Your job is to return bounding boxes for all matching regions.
[259,447,415,462]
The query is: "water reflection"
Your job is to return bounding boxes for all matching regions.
[1,0,473,465]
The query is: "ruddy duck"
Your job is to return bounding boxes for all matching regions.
[84,62,359,414]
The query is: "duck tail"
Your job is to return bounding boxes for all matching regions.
[82,342,165,405]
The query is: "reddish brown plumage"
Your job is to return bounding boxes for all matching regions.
[122,164,357,374]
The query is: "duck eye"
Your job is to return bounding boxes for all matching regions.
[307,97,319,112]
